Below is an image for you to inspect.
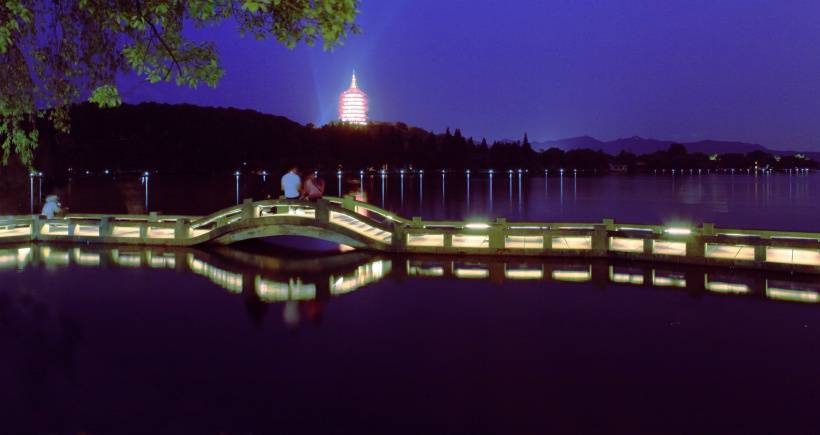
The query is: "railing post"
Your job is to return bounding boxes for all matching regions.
[686,235,705,259]
[31,216,41,241]
[391,221,406,251]
[174,218,190,239]
[754,244,767,262]
[139,222,148,239]
[702,222,714,236]
[241,198,255,220]
[99,217,112,238]
[592,223,608,256]
[342,195,356,212]
[443,232,453,249]
[489,218,506,250]
[67,220,76,236]
[543,228,554,252]
[643,238,654,255]
[685,227,705,260]
[315,199,330,225]
[600,218,616,255]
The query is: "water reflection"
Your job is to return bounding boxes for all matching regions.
[3,242,819,318]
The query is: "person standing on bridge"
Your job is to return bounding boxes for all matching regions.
[281,166,302,200]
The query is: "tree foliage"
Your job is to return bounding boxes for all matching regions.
[29,103,817,178]
[0,0,360,167]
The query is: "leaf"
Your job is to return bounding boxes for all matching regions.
[88,85,122,108]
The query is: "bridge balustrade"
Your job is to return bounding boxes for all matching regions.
[0,195,818,273]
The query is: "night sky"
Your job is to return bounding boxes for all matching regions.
[124,1,820,151]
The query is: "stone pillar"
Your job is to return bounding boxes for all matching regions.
[391,221,406,251]
[543,230,554,253]
[31,216,41,240]
[342,195,356,212]
[686,236,705,259]
[99,217,112,238]
[592,224,608,256]
[702,222,715,236]
[241,198,256,220]
[643,238,654,256]
[489,218,506,250]
[315,199,330,225]
[754,244,767,262]
[174,218,190,240]
[443,232,453,249]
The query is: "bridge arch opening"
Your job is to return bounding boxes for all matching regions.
[210,224,369,252]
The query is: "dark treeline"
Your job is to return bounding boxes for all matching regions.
[22,103,820,176]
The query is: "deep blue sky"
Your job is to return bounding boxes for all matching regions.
[124,1,820,151]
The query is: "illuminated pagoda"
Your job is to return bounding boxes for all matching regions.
[338,72,368,125]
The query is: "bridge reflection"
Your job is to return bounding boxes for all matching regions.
[2,243,819,310]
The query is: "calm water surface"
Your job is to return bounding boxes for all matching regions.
[2,242,820,434]
[48,171,820,231]
[3,171,819,433]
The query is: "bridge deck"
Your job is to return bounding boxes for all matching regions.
[1,196,818,273]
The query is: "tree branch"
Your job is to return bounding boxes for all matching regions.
[135,0,182,81]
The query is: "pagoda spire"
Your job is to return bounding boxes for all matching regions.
[350,71,358,89]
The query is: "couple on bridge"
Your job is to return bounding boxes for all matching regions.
[281,165,325,201]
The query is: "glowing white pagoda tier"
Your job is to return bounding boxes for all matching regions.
[338,72,368,125]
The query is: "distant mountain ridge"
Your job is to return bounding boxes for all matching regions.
[533,136,819,160]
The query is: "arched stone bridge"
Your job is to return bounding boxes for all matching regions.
[0,196,818,273]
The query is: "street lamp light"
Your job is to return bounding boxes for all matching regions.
[29,172,35,214]
[234,171,241,204]
[142,171,150,210]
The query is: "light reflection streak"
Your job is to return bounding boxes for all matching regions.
[609,266,644,285]
[705,274,750,294]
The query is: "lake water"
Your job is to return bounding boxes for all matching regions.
[3,171,820,433]
[32,170,820,232]
[2,242,820,433]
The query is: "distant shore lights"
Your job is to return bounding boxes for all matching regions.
[339,72,368,125]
